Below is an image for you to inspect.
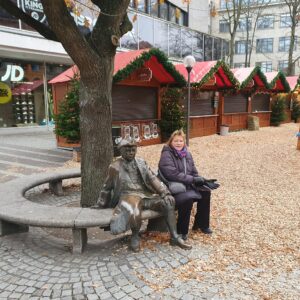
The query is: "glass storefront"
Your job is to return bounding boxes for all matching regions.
[0,60,69,128]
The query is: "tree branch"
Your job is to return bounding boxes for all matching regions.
[41,0,99,70]
[0,0,58,41]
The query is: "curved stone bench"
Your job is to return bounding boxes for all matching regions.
[0,169,162,253]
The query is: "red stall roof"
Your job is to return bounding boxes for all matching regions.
[175,60,238,89]
[264,71,290,92]
[49,49,186,86]
[12,80,43,95]
[231,67,269,90]
[286,76,299,92]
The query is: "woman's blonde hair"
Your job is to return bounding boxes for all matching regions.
[166,129,186,146]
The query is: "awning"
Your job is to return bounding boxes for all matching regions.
[231,67,269,90]
[49,49,186,86]
[175,60,238,90]
[12,80,43,95]
[264,71,290,93]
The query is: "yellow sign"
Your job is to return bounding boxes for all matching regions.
[0,82,12,104]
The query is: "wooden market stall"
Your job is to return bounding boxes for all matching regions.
[175,61,238,137]
[49,49,186,148]
[227,67,270,130]
[265,71,291,123]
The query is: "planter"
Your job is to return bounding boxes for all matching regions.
[220,125,229,136]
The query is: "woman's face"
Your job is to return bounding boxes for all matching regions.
[171,135,185,151]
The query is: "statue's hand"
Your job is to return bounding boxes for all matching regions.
[163,194,175,207]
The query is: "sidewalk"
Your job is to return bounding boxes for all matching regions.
[0,123,299,300]
[0,126,72,183]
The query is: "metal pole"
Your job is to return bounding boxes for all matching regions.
[186,70,191,146]
[43,62,49,130]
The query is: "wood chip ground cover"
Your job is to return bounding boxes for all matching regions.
[61,123,299,299]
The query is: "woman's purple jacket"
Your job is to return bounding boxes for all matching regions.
[158,145,201,205]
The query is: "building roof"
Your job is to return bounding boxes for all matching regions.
[175,60,238,90]
[12,80,44,95]
[231,67,269,90]
[49,49,186,86]
[286,76,299,92]
[264,71,290,93]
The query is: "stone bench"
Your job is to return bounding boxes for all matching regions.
[0,169,163,254]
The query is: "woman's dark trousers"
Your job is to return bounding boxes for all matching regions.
[193,189,211,230]
[176,199,194,235]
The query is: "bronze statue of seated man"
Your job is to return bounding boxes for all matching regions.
[92,138,192,252]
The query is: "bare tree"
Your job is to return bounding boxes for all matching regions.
[242,0,272,67]
[283,0,300,75]
[0,0,132,206]
[220,0,243,67]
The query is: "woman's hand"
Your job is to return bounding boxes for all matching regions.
[203,179,220,190]
[193,176,205,186]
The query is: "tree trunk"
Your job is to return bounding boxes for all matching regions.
[287,24,296,76]
[229,33,235,68]
[80,59,114,207]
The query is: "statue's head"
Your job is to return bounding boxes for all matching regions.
[118,138,137,161]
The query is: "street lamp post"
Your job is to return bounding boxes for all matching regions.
[183,55,196,147]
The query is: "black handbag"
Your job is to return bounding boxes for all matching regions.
[158,166,187,195]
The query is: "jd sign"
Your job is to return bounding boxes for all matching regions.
[1,65,25,82]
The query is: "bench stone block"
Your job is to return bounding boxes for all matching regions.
[0,220,29,236]
[49,180,63,196]
[72,228,87,254]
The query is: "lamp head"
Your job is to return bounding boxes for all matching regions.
[183,55,196,72]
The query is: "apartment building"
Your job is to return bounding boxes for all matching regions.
[210,0,300,74]
[0,0,228,128]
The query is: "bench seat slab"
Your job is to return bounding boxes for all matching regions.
[0,220,29,236]
[72,228,87,254]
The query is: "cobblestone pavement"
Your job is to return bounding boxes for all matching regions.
[0,188,299,300]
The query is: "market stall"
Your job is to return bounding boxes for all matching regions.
[265,71,291,123]
[227,67,270,130]
[175,61,238,137]
[49,48,185,148]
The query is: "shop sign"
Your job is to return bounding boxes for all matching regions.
[136,68,152,81]
[21,0,46,23]
[1,65,24,82]
[0,82,12,104]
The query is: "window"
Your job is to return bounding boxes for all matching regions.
[135,0,147,13]
[279,37,290,52]
[159,2,168,20]
[278,60,288,74]
[169,4,176,23]
[149,0,159,16]
[220,0,232,9]
[256,61,272,72]
[234,63,245,68]
[257,16,274,29]
[279,37,296,52]
[0,0,19,28]
[256,38,273,53]
[237,18,251,31]
[219,20,230,33]
[280,14,292,28]
[235,40,250,54]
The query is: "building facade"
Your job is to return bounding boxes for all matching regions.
[211,0,300,75]
[0,0,228,128]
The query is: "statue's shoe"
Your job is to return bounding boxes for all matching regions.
[130,235,141,252]
[170,237,192,250]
